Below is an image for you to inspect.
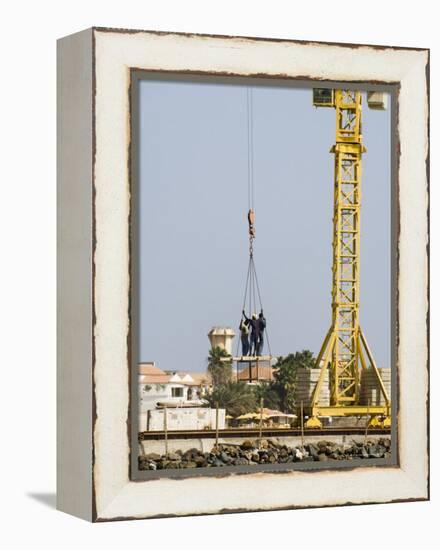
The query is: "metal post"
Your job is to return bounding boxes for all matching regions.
[364,403,370,446]
[300,400,305,449]
[215,402,219,451]
[164,405,168,456]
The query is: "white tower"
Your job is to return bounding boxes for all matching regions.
[208,327,235,356]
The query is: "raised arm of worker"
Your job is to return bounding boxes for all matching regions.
[242,310,250,321]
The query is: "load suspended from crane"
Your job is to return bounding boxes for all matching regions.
[233,206,273,381]
[305,89,391,428]
[221,87,274,381]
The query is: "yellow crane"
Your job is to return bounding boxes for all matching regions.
[305,89,391,429]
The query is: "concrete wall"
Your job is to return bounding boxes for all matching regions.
[143,407,226,432]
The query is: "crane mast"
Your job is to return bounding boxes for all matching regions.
[305,89,391,428]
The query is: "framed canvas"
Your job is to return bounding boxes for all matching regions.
[57,27,429,522]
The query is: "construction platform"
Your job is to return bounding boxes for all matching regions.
[220,355,274,363]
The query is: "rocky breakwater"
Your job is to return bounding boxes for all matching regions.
[139,437,391,471]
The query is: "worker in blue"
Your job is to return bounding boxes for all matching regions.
[256,310,266,356]
[239,316,250,356]
[242,310,261,356]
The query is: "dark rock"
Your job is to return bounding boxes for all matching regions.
[142,437,393,470]
[194,456,207,467]
[182,447,202,461]
[167,452,181,461]
[145,452,161,461]
[368,448,384,458]
[233,457,249,466]
[368,445,384,459]
[308,444,319,459]
[220,451,232,464]
[187,447,200,455]
[293,448,304,461]
[302,456,315,462]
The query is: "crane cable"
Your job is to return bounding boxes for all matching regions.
[247,87,255,212]
[235,87,272,358]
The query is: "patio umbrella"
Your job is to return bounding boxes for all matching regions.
[236,412,257,420]
[237,412,270,420]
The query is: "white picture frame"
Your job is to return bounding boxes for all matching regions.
[57,27,429,522]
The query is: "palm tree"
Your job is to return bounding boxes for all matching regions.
[272,350,315,413]
[252,382,281,411]
[204,381,257,417]
[207,346,233,388]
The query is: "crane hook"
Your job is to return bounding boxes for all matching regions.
[248,208,256,238]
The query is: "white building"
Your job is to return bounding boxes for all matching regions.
[138,363,211,412]
[138,362,219,432]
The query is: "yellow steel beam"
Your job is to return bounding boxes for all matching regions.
[359,328,391,406]
[306,89,391,427]
[310,405,389,417]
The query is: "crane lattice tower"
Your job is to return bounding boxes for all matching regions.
[305,89,391,429]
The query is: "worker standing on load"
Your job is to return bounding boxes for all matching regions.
[256,310,266,356]
[242,311,260,356]
[239,316,250,356]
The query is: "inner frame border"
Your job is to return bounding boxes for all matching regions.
[128,70,400,482]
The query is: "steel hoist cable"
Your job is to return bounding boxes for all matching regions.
[237,86,272,358]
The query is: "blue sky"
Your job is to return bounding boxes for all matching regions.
[138,79,391,372]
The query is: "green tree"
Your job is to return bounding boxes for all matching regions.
[207,346,233,388]
[252,381,281,411]
[204,381,257,417]
[272,350,315,413]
